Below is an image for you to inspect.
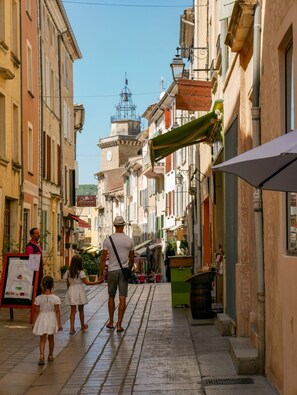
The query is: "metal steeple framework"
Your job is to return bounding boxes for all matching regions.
[111,76,141,123]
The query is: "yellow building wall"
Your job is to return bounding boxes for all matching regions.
[0,0,21,265]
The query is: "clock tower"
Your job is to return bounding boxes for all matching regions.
[98,78,142,171]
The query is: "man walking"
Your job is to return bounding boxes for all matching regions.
[26,228,43,295]
[99,216,134,332]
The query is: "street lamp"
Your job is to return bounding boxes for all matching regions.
[175,167,207,186]
[170,46,213,78]
[176,172,184,186]
[170,49,185,81]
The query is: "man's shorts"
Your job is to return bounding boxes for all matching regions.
[108,269,128,297]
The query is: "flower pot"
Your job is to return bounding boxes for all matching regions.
[88,274,97,282]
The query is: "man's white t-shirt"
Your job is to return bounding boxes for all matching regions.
[103,233,134,272]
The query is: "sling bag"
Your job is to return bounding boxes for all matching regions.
[109,236,131,280]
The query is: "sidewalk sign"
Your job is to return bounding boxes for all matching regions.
[0,253,40,323]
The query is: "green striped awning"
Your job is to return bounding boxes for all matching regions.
[149,100,223,164]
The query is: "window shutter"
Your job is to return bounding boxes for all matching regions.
[42,131,46,178]
[165,155,171,173]
[165,108,171,129]
[47,135,51,180]
[57,144,61,186]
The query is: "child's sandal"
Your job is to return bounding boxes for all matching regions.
[48,355,54,362]
[38,356,45,365]
[82,324,88,331]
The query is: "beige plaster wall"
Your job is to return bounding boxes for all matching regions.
[261,1,297,393]
[222,39,257,337]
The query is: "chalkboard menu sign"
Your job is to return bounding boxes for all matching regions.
[0,254,40,322]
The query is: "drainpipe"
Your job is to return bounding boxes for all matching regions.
[193,0,203,271]
[221,18,228,80]
[252,1,265,373]
[195,148,202,270]
[58,32,65,266]
[38,0,44,232]
[19,1,24,251]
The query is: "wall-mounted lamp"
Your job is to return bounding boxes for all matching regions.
[144,206,156,216]
[175,167,207,186]
[171,46,218,80]
[176,172,184,186]
[170,50,185,81]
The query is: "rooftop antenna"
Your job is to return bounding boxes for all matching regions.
[160,76,165,92]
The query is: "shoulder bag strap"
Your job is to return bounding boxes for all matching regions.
[109,236,125,274]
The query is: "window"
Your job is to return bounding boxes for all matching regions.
[33,204,38,227]
[51,138,55,183]
[45,56,50,107]
[12,0,19,57]
[55,74,59,116]
[0,0,5,44]
[23,209,30,248]
[27,41,33,94]
[4,200,11,251]
[50,68,54,110]
[285,42,297,254]
[0,93,5,157]
[68,106,72,142]
[64,166,68,204]
[42,131,46,178]
[12,103,19,163]
[28,123,33,173]
[69,169,76,206]
[64,52,69,89]
[63,102,67,138]
[46,134,51,180]
[57,144,61,186]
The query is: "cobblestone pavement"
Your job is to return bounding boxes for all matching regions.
[0,282,279,394]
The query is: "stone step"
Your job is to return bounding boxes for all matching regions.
[215,313,235,336]
[229,337,258,375]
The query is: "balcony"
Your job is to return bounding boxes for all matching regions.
[225,0,257,52]
[142,153,164,179]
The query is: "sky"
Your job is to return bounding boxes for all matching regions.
[62,0,192,185]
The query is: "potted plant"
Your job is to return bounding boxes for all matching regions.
[81,252,100,281]
[60,265,68,279]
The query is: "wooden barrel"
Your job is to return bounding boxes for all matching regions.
[190,284,213,319]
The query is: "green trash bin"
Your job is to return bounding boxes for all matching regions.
[169,256,193,308]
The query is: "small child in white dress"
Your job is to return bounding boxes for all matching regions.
[65,254,103,334]
[32,276,62,365]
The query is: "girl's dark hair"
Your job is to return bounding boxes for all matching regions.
[69,254,83,278]
[41,275,54,291]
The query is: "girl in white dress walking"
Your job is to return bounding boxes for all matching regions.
[65,254,102,334]
[32,276,62,365]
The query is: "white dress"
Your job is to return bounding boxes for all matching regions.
[64,270,88,306]
[33,294,61,336]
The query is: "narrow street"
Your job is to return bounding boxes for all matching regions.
[0,282,277,394]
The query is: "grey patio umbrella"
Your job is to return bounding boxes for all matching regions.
[213,130,297,192]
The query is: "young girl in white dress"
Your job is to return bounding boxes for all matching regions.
[33,276,63,365]
[65,254,103,334]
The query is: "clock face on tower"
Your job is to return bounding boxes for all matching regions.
[106,150,112,161]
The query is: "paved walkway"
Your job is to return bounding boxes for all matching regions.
[0,281,279,394]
